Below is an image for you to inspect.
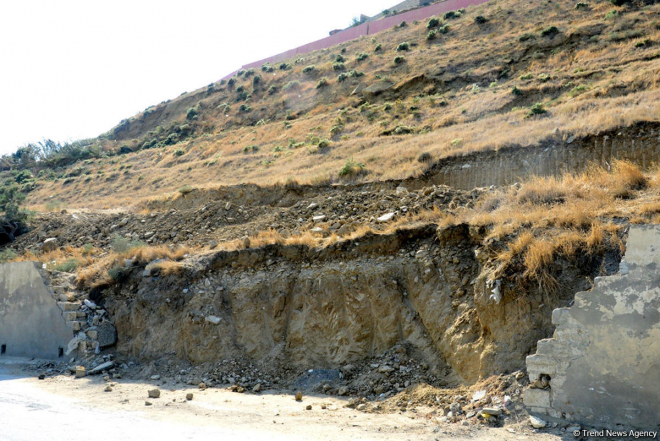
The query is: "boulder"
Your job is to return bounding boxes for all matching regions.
[42,238,58,253]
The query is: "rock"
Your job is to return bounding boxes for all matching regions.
[306,404,312,410]
[225,202,232,210]
[295,391,303,401]
[253,383,262,393]
[75,366,86,378]
[312,215,326,222]
[199,382,207,390]
[481,407,502,416]
[363,80,394,97]
[307,203,319,210]
[150,375,161,380]
[84,299,97,309]
[377,212,395,222]
[96,321,117,348]
[208,240,218,249]
[145,401,152,406]
[38,374,46,380]
[205,315,221,325]
[89,361,115,375]
[148,389,161,399]
[529,415,547,429]
[186,393,194,401]
[42,238,58,253]
[356,404,367,411]
[311,227,324,233]
[395,186,408,195]
[378,365,394,374]
[566,425,581,433]
[338,386,349,396]
[104,386,113,392]
[449,403,462,413]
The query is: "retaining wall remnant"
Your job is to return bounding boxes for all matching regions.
[525,225,660,430]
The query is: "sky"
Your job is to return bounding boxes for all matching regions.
[0,0,392,155]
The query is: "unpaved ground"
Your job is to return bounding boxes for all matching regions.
[0,358,568,441]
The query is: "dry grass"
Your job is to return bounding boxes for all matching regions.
[16,0,660,211]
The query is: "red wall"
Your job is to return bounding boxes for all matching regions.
[222,0,491,79]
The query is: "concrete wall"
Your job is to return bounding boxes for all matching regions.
[0,262,73,359]
[222,0,491,79]
[525,225,660,430]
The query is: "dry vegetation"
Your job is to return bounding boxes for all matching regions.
[14,0,660,210]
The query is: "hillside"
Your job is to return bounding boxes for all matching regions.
[2,0,659,211]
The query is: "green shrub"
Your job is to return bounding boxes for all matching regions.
[396,42,410,51]
[374,43,383,52]
[111,234,144,253]
[575,2,590,8]
[398,21,408,28]
[443,10,459,20]
[279,62,291,70]
[356,53,368,62]
[252,75,262,86]
[227,78,236,87]
[348,70,364,78]
[474,15,488,24]
[283,80,300,91]
[610,0,629,5]
[237,69,246,77]
[173,148,185,156]
[541,26,559,37]
[335,54,345,62]
[261,63,274,73]
[338,158,365,176]
[427,17,440,29]
[244,68,255,77]
[179,185,194,195]
[418,152,432,163]
[318,139,331,148]
[519,33,536,42]
[54,259,78,273]
[238,104,252,113]
[511,86,523,96]
[268,85,278,95]
[0,249,17,263]
[186,107,198,120]
[529,103,547,116]
[108,266,128,283]
[635,38,653,48]
[302,65,316,74]
[605,9,619,19]
[394,55,406,64]
[569,84,589,96]
[520,73,534,80]
[538,73,550,82]
[333,62,345,71]
[427,29,438,40]
[316,77,329,88]
[337,72,348,82]
[438,24,450,34]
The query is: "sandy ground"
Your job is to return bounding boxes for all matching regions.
[0,357,569,441]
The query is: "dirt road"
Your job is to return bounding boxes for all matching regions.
[0,358,565,441]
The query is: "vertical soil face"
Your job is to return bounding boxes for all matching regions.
[100,223,619,385]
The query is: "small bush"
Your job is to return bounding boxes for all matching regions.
[268,85,278,95]
[302,65,316,74]
[54,259,78,273]
[427,17,440,29]
[394,55,406,65]
[337,72,348,82]
[283,81,300,91]
[396,42,410,51]
[520,73,534,80]
[519,33,536,42]
[338,158,365,176]
[111,234,144,253]
[443,10,459,20]
[244,68,255,77]
[569,84,589,97]
[418,152,432,163]
[474,15,488,24]
[173,148,185,156]
[335,54,345,62]
[316,77,329,88]
[279,62,291,70]
[427,29,438,40]
[356,53,368,62]
[575,2,590,9]
[348,70,364,78]
[317,139,331,148]
[511,86,522,96]
[541,26,559,38]
[605,9,619,19]
[610,0,629,5]
[252,75,262,86]
[374,43,382,52]
[237,69,246,77]
[0,249,17,263]
[528,103,547,116]
[635,38,652,48]
[538,73,550,82]
[238,104,252,113]
[438,24,450,34]
[398,21,408,28]
[332,62,345,71]
[179,185,194,195]
[186,107,198,120]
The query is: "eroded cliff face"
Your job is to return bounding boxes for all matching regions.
[100,224,616,385]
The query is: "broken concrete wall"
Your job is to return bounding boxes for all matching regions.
[525,225,660,430]
[0,262,73,359]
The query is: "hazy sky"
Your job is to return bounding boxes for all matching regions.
[0,0,391,155]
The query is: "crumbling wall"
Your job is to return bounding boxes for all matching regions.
[0,262,72,359]
[525,225,660,430]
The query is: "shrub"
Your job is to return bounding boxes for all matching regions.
[569,84,589,96]
[252,75,262,86]
[427,17,440,29]
[111,234,144,253]
[54,259,78,273]
[541,26,559,37]
[268,85,278,95]
[335,54,345,62]
[374,43,382,52]
[520,73,534,80]
[443,10,459,19]
[332,62,345,71]
[338,158,365,176]
[438,24,450,34]
[302,65,316,74]
[511,86,523,96]
[605,9,619,19]
[474,15,488,24]
[227,78,236,87]
[610,0,629,4]
[244,68,255,77]
[538,73,550,82]
[186,107,198,120]
[236,69,246,77]
[279,62,291,70]
[398,21,407,28]
[317,139,331,148]
[427,29,438,40]
[316,77,329,88]
[356,53,368,62]
[261,63,274,72]
[173,148,185,156]
[179,185,194,195]
[519,33,536,42]
[283,81,300,91]
[575,2,590,8]
[635,38,653,48]
[418,152,432,163]
[529,103,547,116]
[348,70,364,78]
[0,249,17,263]
[396,42,410,51]
[394,55,406,64]
[337,72,349,82]
[238,104,252,113]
